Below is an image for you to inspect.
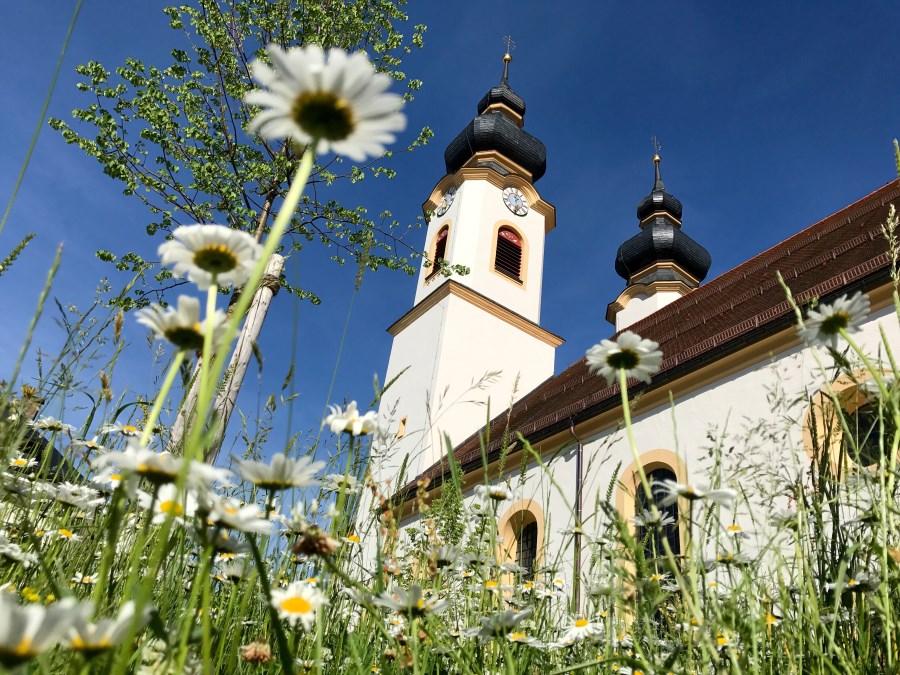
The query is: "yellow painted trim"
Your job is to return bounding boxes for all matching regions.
[386,279,564,348]
[639,211,682,227]
[423,222,452,284]
[803,368,892,475]
[606,281,693,325]
[614,449,687,553]
[489,221,530,290]
[628,261,701,287]
[482,102,524,127]
[496,499,545,574]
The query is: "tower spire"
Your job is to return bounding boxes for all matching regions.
[501,36,515,85]
[651,136,664,191]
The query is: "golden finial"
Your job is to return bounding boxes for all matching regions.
[501,36,515,83]
[651,136,662,164]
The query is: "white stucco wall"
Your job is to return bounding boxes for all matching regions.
[376,292,557,487]
[449,294,899,597]
[615,289,684,330]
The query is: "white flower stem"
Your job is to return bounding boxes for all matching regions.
[189,146,316,460]
[140,350,186,446]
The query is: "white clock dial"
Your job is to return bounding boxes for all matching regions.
[502,186,529,216]
[435,187,457,216]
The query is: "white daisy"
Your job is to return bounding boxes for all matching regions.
[322,473,362,494]
[474,483,513,503]
[71,572,98,586]
[158,224,262,290]
[207,496,272,534]
[270,582,326,630]
[560,617,602,644]
[0,597,92,669]
[323,401,378,436]
[656,480,737,508]
[54,482,105,511]
[585,330,663,386]
[8,453,37,471]
[245,44,406,162]
[98,423,141,437]
[28,416,76,435]
[235,454,323,491]
[631,508,675,529]
[68,601,150,656]
[93,440,183,486]
[138,484,198,524]
[134,295,228,352]
[372,585,449,617]
[798,291,870,348]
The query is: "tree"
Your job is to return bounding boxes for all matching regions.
[49,0,436,310]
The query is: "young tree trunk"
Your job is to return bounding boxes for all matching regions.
[167,254,284,460]
[206,254,285,464]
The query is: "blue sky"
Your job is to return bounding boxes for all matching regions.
[2,1,899,460]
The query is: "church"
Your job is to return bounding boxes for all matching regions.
[372,52,900,597]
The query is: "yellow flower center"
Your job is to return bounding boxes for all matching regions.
[14,637,33,656]
[110,473,121,481]
[716,634,729,646]
[160,500,184,516]
[728,524,742,532]
[59,529,74,538]
[280,596,312,614]
[510,632,526,641]
[123,425,138,433]
[575,619,589,628]
[12,458,27,466]
[193,244,239,274]
[484,580,498,589]
[765,613,779,625]
[292,91,355,142]
[346,534,360,543]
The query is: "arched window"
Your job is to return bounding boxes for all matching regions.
[516,519,538,577]
[494,227,523,282]
[634,467,681,566]
[426,226,449,280]
[804,374,896,475]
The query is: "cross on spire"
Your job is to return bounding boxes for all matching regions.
[501,36,515,84]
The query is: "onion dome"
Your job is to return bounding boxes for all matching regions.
[615,155,711,285]
[636,156,683,221]
[444,53,546,182]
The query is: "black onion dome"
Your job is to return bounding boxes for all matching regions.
[614,223,711,282]
[444,113,547,181]
[615,156,711,283]
[477,84,526,117]
[636,160,683,221]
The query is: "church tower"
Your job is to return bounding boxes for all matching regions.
[607,154,711,330]
[376,53,563,486]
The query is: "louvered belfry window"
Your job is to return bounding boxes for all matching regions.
[495,227,523,281]
[427,227,448,279]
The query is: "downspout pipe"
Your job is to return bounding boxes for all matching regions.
[568,418,583,615]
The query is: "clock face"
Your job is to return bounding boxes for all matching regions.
[435,187,457,216]
[502,186,529,216]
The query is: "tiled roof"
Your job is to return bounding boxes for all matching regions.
[401,179,900,498]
